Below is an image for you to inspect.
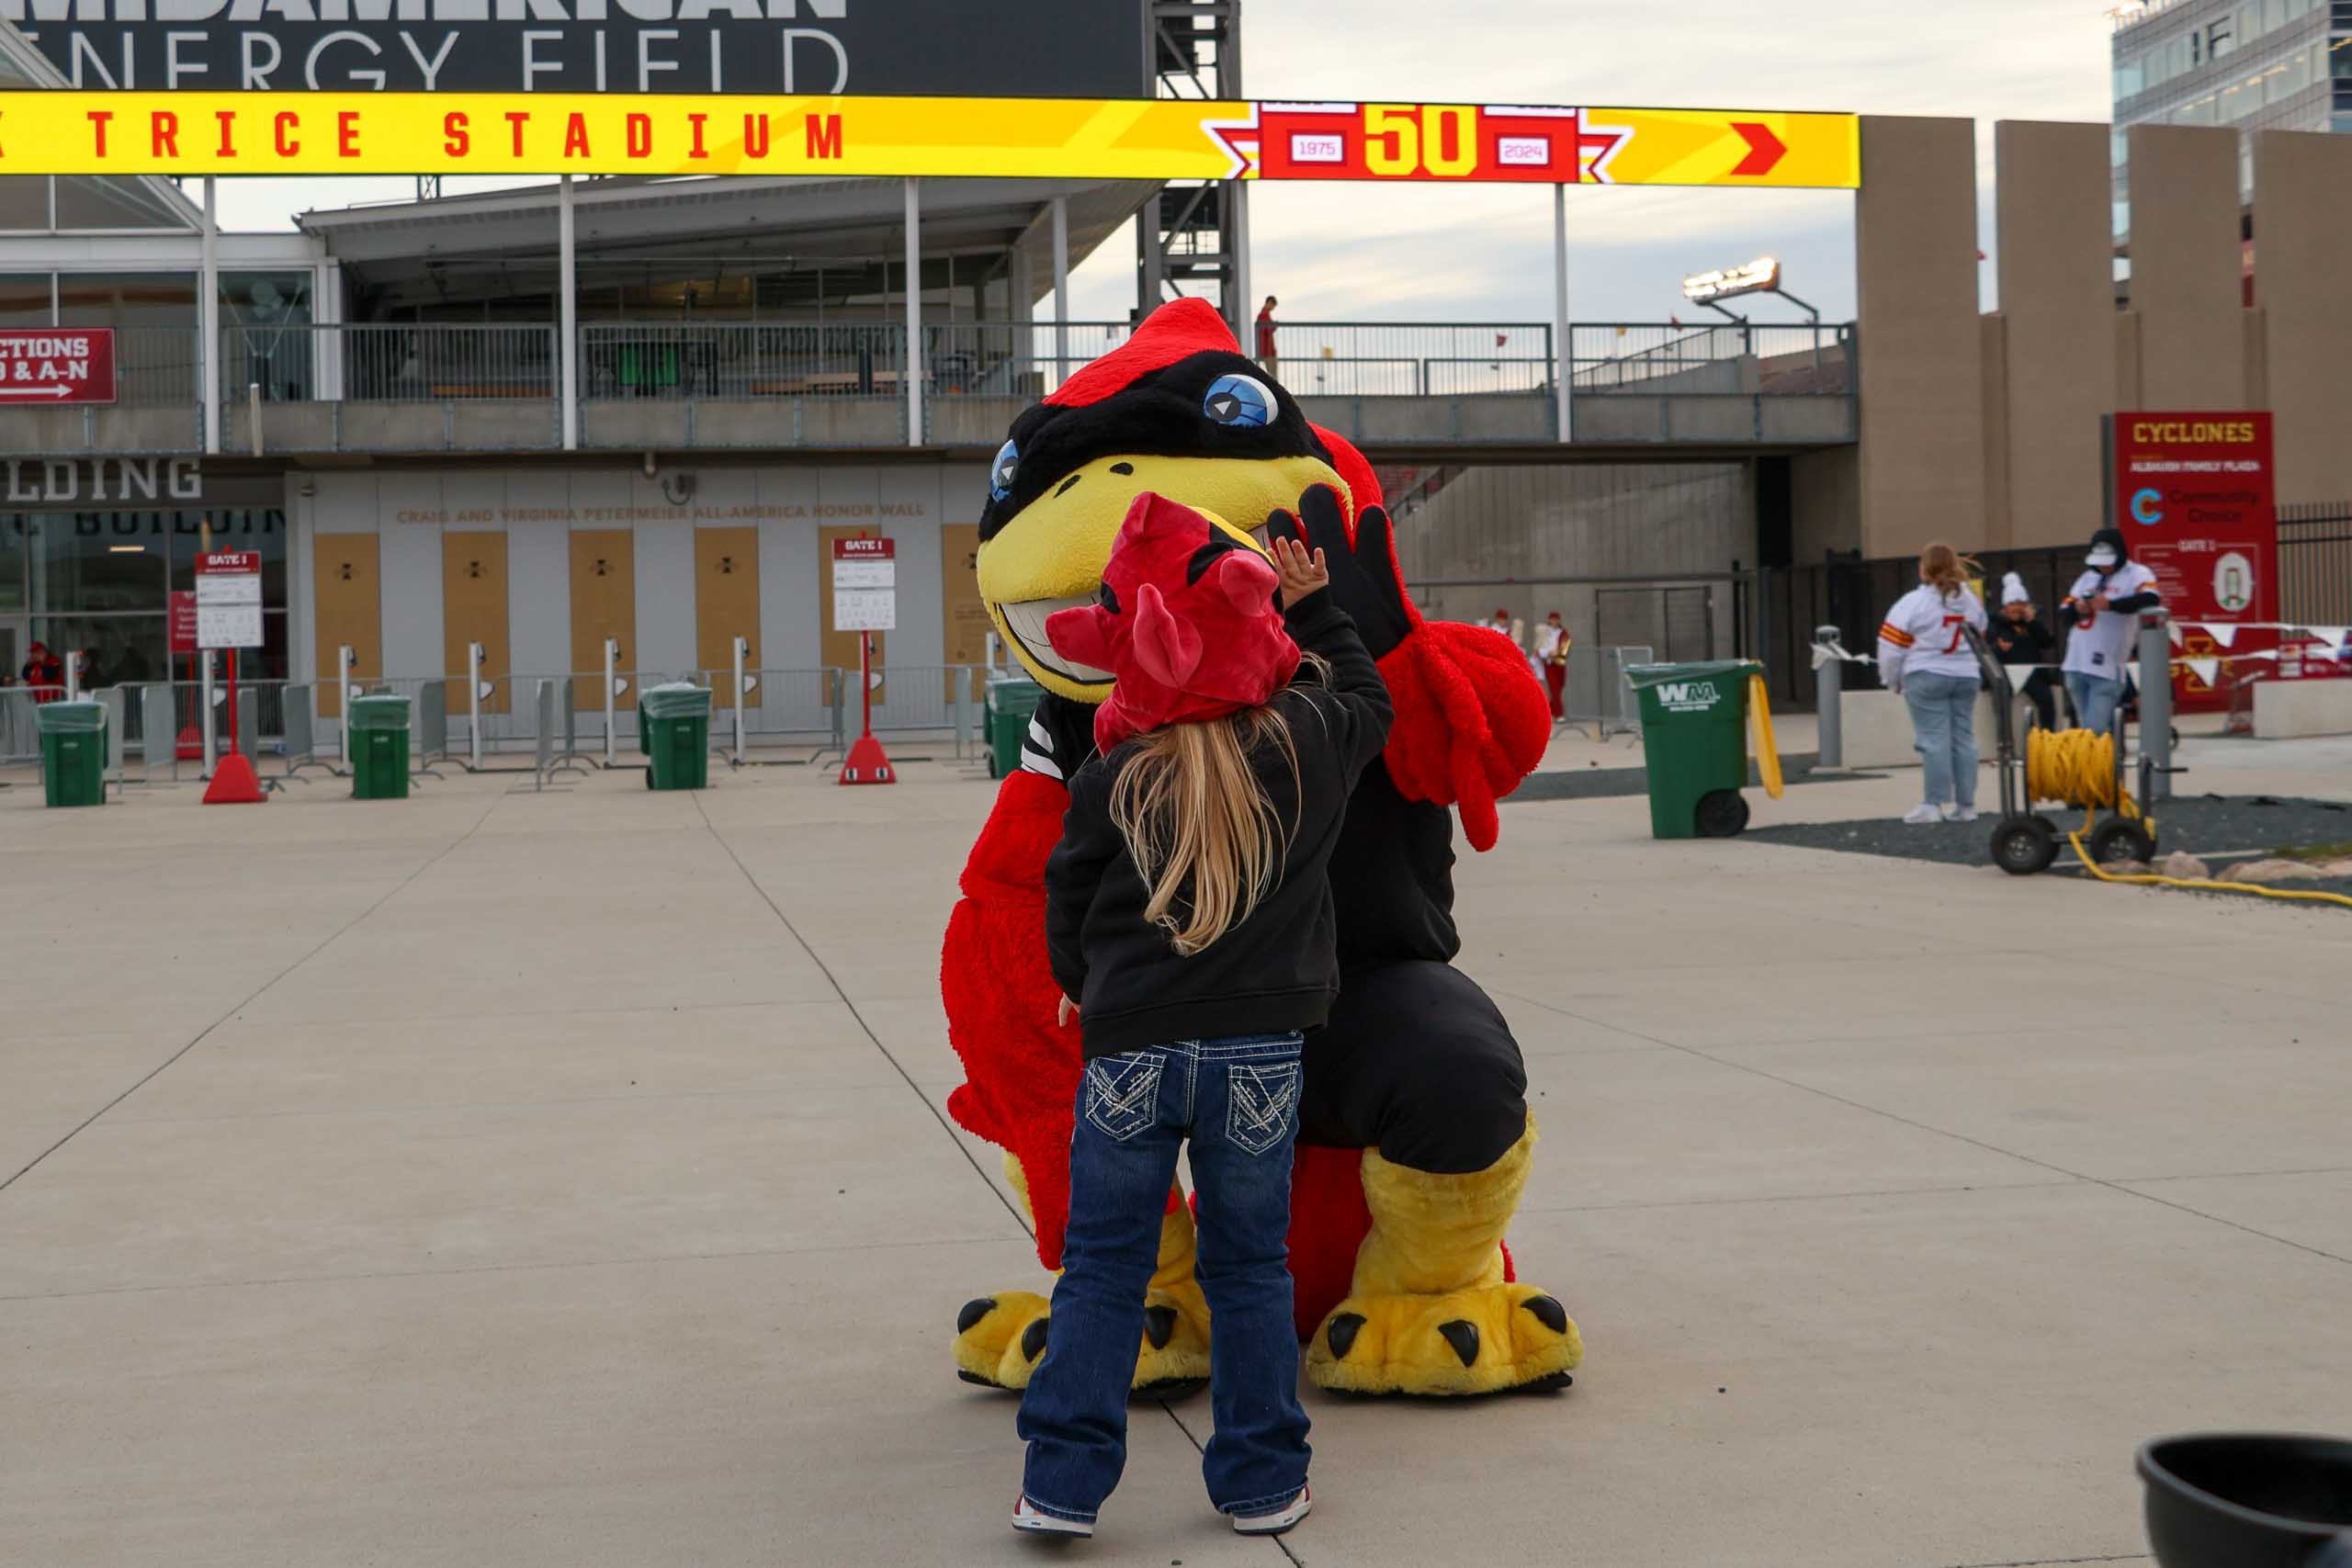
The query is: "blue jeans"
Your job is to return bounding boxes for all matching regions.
[1019,1033,1311,1524]
[2066,671,2123,736]
[1902,671,1978,809]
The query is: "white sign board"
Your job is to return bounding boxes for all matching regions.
[832,538,897,633]
[195,551,264,649]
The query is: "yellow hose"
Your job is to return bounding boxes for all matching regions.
[1747,675,1784,799]
[2027,727,2352,908]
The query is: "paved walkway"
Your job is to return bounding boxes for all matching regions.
[4,740,2348,1566]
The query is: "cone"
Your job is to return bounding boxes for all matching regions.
[202,752,267,805]
[836,733,896,785]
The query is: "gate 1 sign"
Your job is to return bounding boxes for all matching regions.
[2109,412,2277,711]
[831,536,896,633]
[0,329,116,405]
[195,551,264,650]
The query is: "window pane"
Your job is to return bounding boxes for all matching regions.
[0,177,49,232]
[52,176,191,231]
[0,514,26,614]
[30,512,170,615]
[57,274,198,403]
[0,273,51,328]
[220,273,316,401]
[30,613,167,689]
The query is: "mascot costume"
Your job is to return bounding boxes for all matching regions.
[942,299,1582,1398]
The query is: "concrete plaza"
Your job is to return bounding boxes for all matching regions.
[4,737,2349,1568]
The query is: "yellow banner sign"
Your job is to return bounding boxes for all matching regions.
[0,93,1860,188]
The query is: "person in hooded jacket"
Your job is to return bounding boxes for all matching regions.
[1988,572,2057,732]
[2061,528,2161,736]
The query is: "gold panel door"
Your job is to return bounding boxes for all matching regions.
[442,532,510,715]
[695,527,761,708]
[569,529,637,713]
[939,521,988,709]
[819,525,886,707]
[311,534,381,719]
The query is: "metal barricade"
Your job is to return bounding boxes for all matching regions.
[140,684,178,782]
[0,689,38,768]
[100,688,127,792]
[733,668,848,760]
[1604,645,1656,739]
[533,679,558,791]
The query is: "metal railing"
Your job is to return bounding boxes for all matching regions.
[5,317,1866,454]
[1571,322,1853,394]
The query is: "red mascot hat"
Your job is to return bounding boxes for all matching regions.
[1044,491,1301,753]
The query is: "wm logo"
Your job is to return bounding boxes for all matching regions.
[1659,681,1718,705]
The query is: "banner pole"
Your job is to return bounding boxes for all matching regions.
[1553,181,1571,445]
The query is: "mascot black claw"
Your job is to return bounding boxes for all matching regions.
[941,299,1582,1397]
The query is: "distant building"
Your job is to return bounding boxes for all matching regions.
[2109,0,2347,230]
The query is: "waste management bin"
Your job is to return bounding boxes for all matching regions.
[1624,660,1781,840]
[639,682,712,790]
[37,698,107,808]
[986,675,1046,781]
[349,693,412,800]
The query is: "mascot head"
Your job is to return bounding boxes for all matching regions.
[1045,491,1302,754]
[977,299,1359,702]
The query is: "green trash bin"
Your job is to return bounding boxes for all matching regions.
[1624,660,1770,840]
[36,699,107,808]
[348,693,412,800]
[985,675,1045,781]
[639,682,712,790]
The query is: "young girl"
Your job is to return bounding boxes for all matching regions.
[1012,492,1394,1541]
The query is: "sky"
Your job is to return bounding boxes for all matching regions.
[212,0,2120,329]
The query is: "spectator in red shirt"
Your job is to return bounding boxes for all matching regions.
[20,641,64,703]
[1254,296,1278,375]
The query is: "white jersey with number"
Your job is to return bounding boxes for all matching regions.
[1877,584,1985,684]
[2062,562,2159,679]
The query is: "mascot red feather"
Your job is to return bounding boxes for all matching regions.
[944,299,1581,1398]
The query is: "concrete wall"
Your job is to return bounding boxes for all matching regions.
[2121,125,2246,411]
[2254,130,2352,502]
[1854,117,1985,558]
[292,460,987,687]
[1991,120,2118,548]
[1390,462,1752,657]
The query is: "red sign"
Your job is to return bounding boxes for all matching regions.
[832,536,895,559]
[197,551,261,574]
[168,591,197,656]
[2110,412,2278,711]
[0,328,117,405]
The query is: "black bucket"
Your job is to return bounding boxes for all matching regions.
[2138,1434,2352,1568]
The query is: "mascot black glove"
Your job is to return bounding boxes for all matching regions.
[1266,484,1413,661]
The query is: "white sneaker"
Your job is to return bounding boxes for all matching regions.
[1941,806,1979,823]
[1012,1495,1092,1538]
[1901,804,1943,825]
[1232,1487,1311,1536]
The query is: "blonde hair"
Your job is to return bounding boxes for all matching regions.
[1919,541,1968,598]
[1108,654,1327,957]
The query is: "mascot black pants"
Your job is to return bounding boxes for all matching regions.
[1298,961,1529,1174]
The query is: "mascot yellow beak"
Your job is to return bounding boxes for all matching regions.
[979,452,1344,702]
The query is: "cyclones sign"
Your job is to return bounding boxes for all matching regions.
[0,92,1862,187]
[2109,412,2278,711]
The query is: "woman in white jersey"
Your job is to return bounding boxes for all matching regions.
[2061,527,2161,736]
[1876,542,1988,826]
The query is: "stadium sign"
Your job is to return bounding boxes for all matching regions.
[0,0,1148,98]
[0,93,1863,188]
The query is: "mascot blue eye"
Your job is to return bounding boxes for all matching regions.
[989,439,1019,501]
[1203,374,1275,429]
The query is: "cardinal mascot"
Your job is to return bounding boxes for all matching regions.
[943,299,1582,1398]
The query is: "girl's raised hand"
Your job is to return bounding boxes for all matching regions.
[1271,535,1329,609]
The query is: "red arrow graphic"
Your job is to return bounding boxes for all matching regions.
[1730,120,1786,177]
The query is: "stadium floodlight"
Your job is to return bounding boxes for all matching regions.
[1679,255,1817,323]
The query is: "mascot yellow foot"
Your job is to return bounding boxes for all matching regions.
[1306,1126,1583,1396]
[954,1159,1213,1396]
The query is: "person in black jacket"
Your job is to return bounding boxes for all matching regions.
[1012,493,1389,1544]
[1988,571,2058,731]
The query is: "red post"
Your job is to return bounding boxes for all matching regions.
[226,651,239,753]
[860,632,874,738]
